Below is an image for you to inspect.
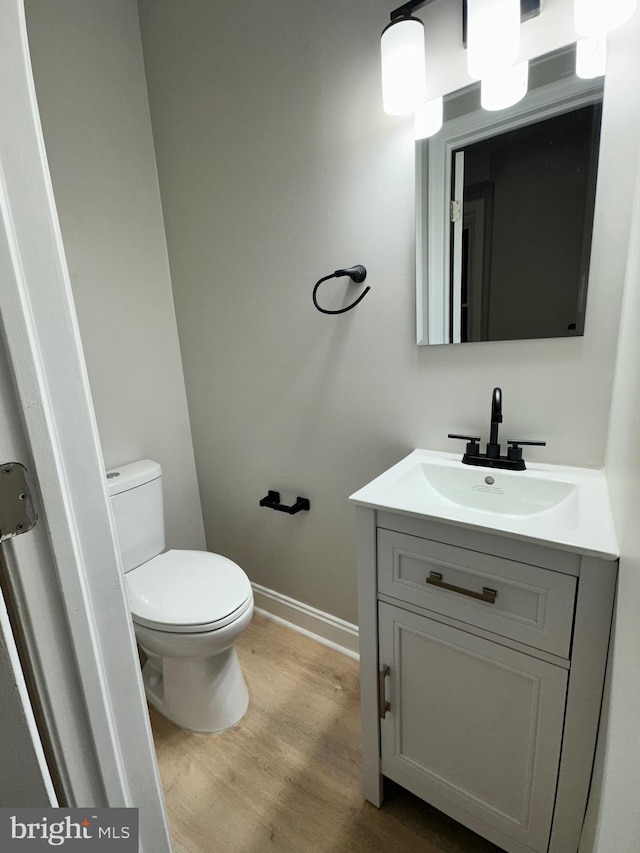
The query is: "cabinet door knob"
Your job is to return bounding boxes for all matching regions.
[378,664,390,719]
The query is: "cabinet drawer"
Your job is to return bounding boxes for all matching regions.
[377,529,576,657]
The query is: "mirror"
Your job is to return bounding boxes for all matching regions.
[416,49,603,346]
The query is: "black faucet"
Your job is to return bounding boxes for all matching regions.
[448,387,546,471]
[487,387,502,459]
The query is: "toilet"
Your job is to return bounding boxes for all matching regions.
[106,459,254,734]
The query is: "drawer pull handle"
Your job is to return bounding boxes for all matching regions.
[426,571,497,605]
[378,665,390,719]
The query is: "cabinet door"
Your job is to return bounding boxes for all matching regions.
[379,602,567,853]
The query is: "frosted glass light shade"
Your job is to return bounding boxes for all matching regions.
[481,61,529,110]
[467,0,521,80]
[381,16,426,116]
[414,97,444,139]
[574,0,637,36]
[576,36,607,78]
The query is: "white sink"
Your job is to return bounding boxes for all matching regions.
[349,449,618,559]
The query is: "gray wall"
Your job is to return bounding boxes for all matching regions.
[138,0,640,624]
[592,172,640,850]
[589,52,640,849]
[24,0,205,551]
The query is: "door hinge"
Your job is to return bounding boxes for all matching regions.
[450,200,462,223]
[0,463,37,541]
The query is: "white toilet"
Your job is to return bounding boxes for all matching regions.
[106,459,254,734]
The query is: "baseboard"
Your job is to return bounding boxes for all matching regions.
[251,583,359,660]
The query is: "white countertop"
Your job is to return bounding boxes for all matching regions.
[349,449,619,560]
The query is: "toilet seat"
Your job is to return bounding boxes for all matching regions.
[126,549,252,634]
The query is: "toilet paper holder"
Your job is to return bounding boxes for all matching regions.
[259,490,310,515]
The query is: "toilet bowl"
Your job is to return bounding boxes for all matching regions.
[107,460,254,733]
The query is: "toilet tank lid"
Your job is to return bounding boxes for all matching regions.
[106,459,161,497]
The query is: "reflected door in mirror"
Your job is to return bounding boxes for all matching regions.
[451,105,601,343]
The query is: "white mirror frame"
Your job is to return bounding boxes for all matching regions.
[416,74,604,345]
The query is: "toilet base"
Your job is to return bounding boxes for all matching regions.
[142,646,249,734]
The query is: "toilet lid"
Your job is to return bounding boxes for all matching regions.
[125,550,252,632]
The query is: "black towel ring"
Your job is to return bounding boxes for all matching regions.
[312,265,370,315]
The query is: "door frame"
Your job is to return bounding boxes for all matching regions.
[0,2,172,849]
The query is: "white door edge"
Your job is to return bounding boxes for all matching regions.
[0,2,172,850]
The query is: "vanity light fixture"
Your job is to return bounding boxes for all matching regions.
[380,6,429,115]
[574,0,637,38]
[572,0,636,78]
[381,0,541,133]
[466,0,521,80]
[480,60,529,110]
[576,36,607,79]
[414,96,444,139]
[379,0,623,132]
[468,0,528,110]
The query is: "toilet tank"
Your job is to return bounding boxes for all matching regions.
[106,459,165,573]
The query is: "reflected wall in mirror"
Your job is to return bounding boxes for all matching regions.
[416,49,603,346]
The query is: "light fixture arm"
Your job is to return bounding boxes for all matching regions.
[389,0,437,22]
[388,1,541,35]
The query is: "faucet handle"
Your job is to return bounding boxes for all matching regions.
[448,434,482,457]
[506,439,546,462]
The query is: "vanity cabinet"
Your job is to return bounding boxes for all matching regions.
[355,509,617,853]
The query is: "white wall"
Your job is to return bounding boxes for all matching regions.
[137,0,640,623]
[587,90,640,853]
[24,0,205,551]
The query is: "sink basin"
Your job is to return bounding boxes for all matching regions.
[349,450,618,559]
[392,459,579,521]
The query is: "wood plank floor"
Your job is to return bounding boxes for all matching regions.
[150,613,503,853]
